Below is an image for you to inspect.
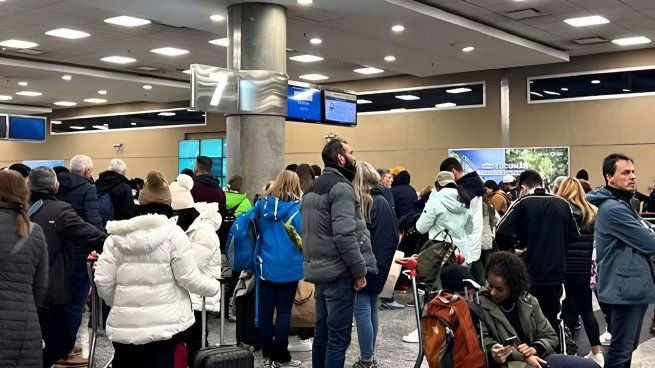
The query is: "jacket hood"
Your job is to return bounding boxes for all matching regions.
[194,174,220,189]
[57,172,92,194]
[105,214,174,255]
[96,170,129,193]
[226,192,248,210]
[587,187,615,206]
[434,187,468,214]
[392,170,411,186]
[457,171,485,197]
[259,195,299,221]
[192,202,222,231]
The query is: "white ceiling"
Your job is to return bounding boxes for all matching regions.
[0,0,653,112]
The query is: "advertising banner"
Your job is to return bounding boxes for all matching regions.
[448,147,569,184]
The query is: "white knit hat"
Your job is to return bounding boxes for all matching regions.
[170,174,195,210]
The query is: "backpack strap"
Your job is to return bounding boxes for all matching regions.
[27,200,44,218]
[285,210,299,226]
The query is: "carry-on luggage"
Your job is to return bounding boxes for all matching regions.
[193,284,255,368]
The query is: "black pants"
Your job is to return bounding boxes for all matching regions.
[183,310,208,366]
[39,304,75,368]
[530,284,563,338]
[562,279,601,346]
[112,336,178,368]
[258,280,298,363]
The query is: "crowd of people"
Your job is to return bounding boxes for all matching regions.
[1,139,654,368]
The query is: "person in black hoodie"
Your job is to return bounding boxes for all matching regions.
[191,156,226,214]
[95,159,136,224]
[390,166,417,220]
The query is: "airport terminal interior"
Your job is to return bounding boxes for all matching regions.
[1,0,655,367]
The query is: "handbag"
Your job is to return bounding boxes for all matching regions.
[416,229,458,291]
[291,280,316,328]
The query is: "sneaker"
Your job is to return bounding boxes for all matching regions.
[405,300,416,308]
[380,299,404,310]
[353,357,377,368]
[599,330,612,346]
[586,351,605,367]
[271,359,302,367]
[288,336,313,352]
[53,356,89,367]
[402,329,419,343]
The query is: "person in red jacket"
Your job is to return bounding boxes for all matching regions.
[191,156,226,214]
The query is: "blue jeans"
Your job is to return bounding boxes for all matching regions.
[258,280,298,363]
[353,293,379,360]
[312,277,356,368]
[64,258,90,341]
[605,303,648,368]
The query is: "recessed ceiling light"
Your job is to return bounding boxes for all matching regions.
[70,126,85,130]
[210,14,225,22]
[289,54,324,63]
[543,90,560,96]
[143,85,152,90]
[92,125,109,130]
[51,120,62,125]
[54,101,77,107]
[310,38,322,45]
[97,90,107,95]
[104,15,151,27]
[297,0,313,5]
[61,74,72,81]
[395,94,420,101]
[0,95,12,101]
[435,102,457,108]
[623,88,631,92]
[561,87,568,91]
[0,39,38,49]
[150,47,189,56]
[591,79,601,84]
[611,36,651,46]
[564,15,609,27]
[208,38,229,47]
[446,87,472,94]
[391,25,405,32]
[462,46,475,52]
[182,69,192,74]
[45,28,90,39]
[101,56,136,64]
[530,91,543,97]
[158,112,176,116]
[357,99,373,104]
[16,91,42,96]
[131,122,137,126]
[18,81,28,86]
[354,67,384,74]
[529,80,534,84]
[384,55,396,62]
[84,98,107,103]
[299,74,329,81]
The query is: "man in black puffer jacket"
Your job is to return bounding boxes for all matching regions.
[390,167,417,220]
[95,158,136,223]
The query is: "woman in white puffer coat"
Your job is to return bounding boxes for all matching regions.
[95,170,220,368]
[170,174,223,364]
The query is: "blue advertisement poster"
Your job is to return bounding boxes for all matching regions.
[449,147,569,184]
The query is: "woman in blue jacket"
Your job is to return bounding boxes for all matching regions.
[254,169,304,368]
[353,162,399,368]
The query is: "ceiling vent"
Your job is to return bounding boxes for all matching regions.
[136,66,160,71]
[506,8,544,20]
[573,37,608,45]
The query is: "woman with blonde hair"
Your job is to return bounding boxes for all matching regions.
[352,162,399,368]
[254,169,304,367]
[0,170,48,368]
[557,177,604,366]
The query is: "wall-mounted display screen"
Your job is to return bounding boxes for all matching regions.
[287,85,322,122]
[324,90,357,126]
[7,115,46,142]
[23,160,65,169]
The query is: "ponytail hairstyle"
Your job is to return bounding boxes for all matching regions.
[0,170,31,236]
[557,177,597,230]
[353,161,381,223]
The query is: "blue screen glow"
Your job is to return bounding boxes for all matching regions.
[287,85,321,122]
[8,116,46,141]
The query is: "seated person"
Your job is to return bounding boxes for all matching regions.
[479,251,599,368]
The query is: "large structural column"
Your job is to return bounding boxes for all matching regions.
[226,3,286,198]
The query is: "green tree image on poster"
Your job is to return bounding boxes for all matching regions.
[505,147,569,182]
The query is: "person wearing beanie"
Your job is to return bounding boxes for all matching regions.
[171,174,223,365]
[27,166,108,368]
[94,169,220,368]
[390,166,418,220]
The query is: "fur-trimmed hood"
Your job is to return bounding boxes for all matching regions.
[106,214,175,255]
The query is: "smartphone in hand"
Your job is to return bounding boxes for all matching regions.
[504,335,518,348]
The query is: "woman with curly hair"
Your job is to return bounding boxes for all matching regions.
[480,251,599,368]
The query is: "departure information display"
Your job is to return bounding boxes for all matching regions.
[7,115,46,142]
[287,85,322,122]
[323,90,357,126]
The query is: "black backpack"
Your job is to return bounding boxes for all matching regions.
[97,192,115,229]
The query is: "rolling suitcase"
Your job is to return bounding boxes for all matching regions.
[193,284,254,368]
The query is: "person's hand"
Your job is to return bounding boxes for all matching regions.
[524,355,547,368]
[491,343,513,364]
[87,251,99,262]
[518,344,537,358]
[354,277,367,291]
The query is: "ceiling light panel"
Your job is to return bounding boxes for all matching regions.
[435,102,457,108]
[297,0,313,5]
[18,81,28,86]
[299,74,328,81]
[384,55,396,62]
[0,95,12,101]
[354,67,384,74]
[289,54,324,63]
[209,38,229,47]
[150,47,189,56]
[505,9,542,20]
[357,99,372,104]
[45,28,90,39]
[395,94,420,101]
[143,85,152,90]
[612,36,651,46]
[462,46,475,52]
[61,74,72,81]
[391,25,405,32]
[564,15,609,27]
[84,98,107,103]
[210,14,225,22]
[0,39,38,49]
[54,101,77,106]
[97,90,107,95]
[104,15,151,27]
[101,56,136,64]
[446,87,472,94]
[310,38,322,45]
[158,112,176,116]
[16,91,42,96]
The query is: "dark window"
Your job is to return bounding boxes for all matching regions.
[51,109,205,133]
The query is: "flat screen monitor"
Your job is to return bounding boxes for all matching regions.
[323,90,357,126]
[23,160,65,169]
[7,115,46,142]
[287,85,322,122]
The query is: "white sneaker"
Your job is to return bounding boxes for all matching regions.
[272,359,302,367]
[402,329,419,343]
[586,351,605,367]
[288,336,313,352]
[599,330,612,346]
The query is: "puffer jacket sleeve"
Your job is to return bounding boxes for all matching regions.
[94,236,118,306]
[31,225,49,309]
[82,185,103,231]
[193,223,223,279]
[59,203,108,253]
[170,227,221,297]
[529,296,558,356]
[329,182,366,279]
[416,195,441,235]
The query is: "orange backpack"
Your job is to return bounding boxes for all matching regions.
[422,291,486,368]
